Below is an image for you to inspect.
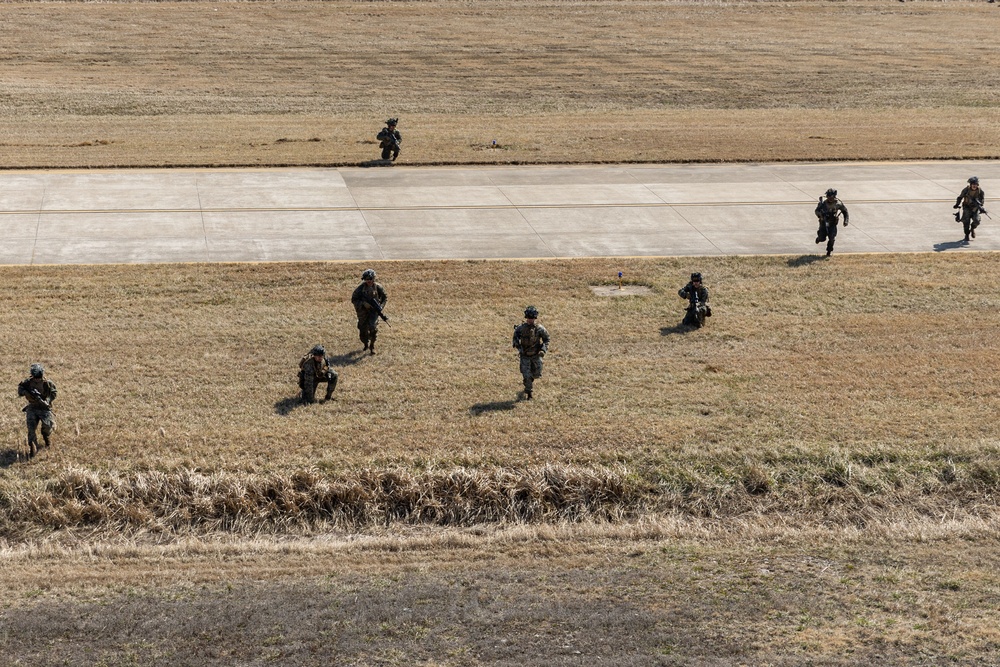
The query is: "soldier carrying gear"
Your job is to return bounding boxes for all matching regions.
[299,345,338,404]
[814,188,849,257]
[377,118,402,161]
[678,273,711,328]
[512,306,550,400]
[351,269,388,355]
[954,177,986,243]
[17,363,57,458]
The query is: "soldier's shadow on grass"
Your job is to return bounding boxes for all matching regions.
[357,159,394,168]
[274,396,305,416]
[786,254,828,267]
[933,239,970,252]
[469,400,518,416]
[0,449,24,468]
[329,350,368,367]
[660,323,696,336]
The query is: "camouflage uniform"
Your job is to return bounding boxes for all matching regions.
[955,179,985,241]
[351,269,388,354]
[678,274,711,328]
[377,119,402,161]
[512,307,550,399]
[17,364,57,457]
[815,191,849,256]
[299,346,338,403]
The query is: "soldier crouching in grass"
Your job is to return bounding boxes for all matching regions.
[299,345,338,404]
[678,272,711,329]
[377,118,401,161]
[512,306,550,400]
[17,363,57,458]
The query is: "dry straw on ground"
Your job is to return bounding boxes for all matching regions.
[2,255,1000,541]
[0,0,998,167]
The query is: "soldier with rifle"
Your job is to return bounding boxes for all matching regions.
[678,273,711,329]
[954,176,987,243]
[17,363,57,458]
[512,306,550,400]
[377,118,402,161]
[351,268,389,355]
[814,188,849,257]
[299,344,338,404]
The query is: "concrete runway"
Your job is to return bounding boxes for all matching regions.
[1,160,998,265]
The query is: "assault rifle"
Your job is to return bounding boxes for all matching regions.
[379,131,400,150]
[364,295,391,326]
[23,387,50,411]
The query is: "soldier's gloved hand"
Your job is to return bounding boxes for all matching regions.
[843,221,848,227]
[539,350,546,357]
[954,204,961,209]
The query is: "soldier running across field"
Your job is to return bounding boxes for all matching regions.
[17,363,57,458]
[351,268,389,355]
[512,306,550,400]
[954,176,986,243]
[815,188,850,257]
[299,345,338,404]
[377,118,402,161]
[678,272,711,328]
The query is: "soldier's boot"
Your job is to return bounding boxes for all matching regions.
[369,332,377,356]
[972,224,978,239]
[526,389,533,400]
[324,378,336,401]
[360,334,369,351]
[43,434,51,448]
[28,439,37,458]
[965,233,971,243]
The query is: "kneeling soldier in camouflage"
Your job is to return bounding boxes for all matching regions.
[512,306,550,400]
[17,363,57,458]
[299,345,338,404]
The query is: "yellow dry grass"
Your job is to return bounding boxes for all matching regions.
[1,254,999,541]
[0,0,998,167]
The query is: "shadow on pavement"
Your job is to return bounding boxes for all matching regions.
[357,159,394,168]
[933,239,970,252]
[469,400,518,416]
[786,254,828,267]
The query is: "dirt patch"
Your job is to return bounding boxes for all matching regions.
[589,285,653,297]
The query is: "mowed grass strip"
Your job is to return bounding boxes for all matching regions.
[1,0,999,167]
[2,255,1000,537]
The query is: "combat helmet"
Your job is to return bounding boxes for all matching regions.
[969,176,980,185]
[29,363,44,378]
[825,188,838,198]
[524,306,539,319]
[386,118,398,126]
[310,345,326,356]
[362,268,376,281]
[691,272,703,283]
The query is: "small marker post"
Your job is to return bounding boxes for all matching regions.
[618,271,623,290]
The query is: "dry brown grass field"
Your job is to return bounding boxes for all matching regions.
[0,0,999,168]
[2,255,1000,664]
[3,0,1000,663]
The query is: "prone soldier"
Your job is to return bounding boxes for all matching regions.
[17,363,57,458]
